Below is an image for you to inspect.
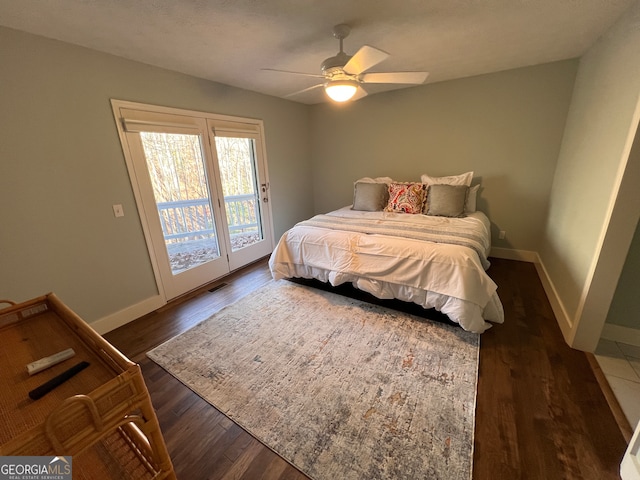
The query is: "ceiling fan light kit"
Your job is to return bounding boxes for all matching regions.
[324,79,358,102]
[267,24,429,103]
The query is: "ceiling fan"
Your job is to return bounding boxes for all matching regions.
[264,24,429,102]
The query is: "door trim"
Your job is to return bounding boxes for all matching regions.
[110,99,275,304]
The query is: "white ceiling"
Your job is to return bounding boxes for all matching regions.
[0,0,636,104]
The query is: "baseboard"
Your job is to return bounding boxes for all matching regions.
[489,247,538,262]
[90,294,165,335]
[532,254,574,343]
[586,353,634,442]
[600,323,640,347]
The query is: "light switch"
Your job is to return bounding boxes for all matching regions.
[113,204,124,217]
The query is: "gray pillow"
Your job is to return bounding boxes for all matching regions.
[426,184,468,217]
[352,182,389,211]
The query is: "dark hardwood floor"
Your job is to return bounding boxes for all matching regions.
[104,257,628,480]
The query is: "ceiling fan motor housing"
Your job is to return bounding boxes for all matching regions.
[321,52,352,72]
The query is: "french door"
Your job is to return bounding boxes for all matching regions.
[112,101,273,301]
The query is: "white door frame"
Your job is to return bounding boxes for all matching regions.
[111,99,275,302]
[622,420,640,480]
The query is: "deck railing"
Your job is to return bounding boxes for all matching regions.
[157,195,258,242]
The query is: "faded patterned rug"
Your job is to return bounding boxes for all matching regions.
[147,280,479,480]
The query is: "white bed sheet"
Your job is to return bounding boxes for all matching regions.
[269,207,504,333]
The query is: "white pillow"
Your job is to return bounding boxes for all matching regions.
[465,184,480,213]
[420,171,473,186]
[355,176,395,184]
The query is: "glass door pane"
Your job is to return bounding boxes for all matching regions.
[139,132,220,275]
[214,136,263,252]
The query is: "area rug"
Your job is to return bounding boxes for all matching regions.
[147,280,479,480]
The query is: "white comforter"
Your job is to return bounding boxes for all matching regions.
[269,207,504,333]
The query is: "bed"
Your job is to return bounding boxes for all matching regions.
[268,175,504,333]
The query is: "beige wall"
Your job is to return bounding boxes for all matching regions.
[0,27,312,324]
[0,26,580,327]
[3,6,639,345]
[606,219,640,329]
[309,61,578,252]
[539,2,640,350]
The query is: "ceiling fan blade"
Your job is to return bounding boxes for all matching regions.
[351,86,369,101]
[361,71,429,84]
[343,45,389,75]
[262,68,324,79]
[284,83,324,98]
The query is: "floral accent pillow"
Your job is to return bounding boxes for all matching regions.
[384,182,427,214]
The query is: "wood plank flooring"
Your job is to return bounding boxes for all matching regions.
[104,257,628,480]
